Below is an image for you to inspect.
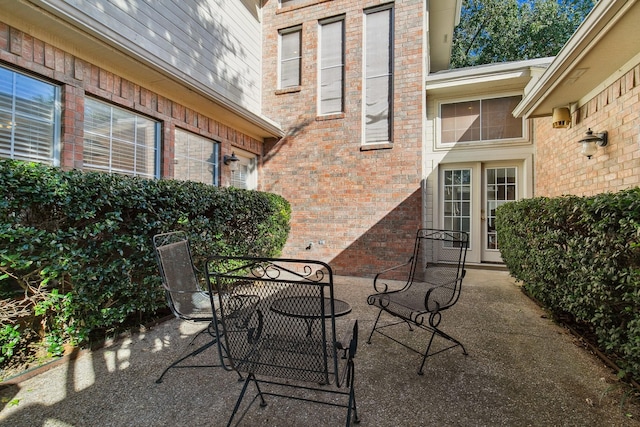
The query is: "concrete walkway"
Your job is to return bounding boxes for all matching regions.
[1,269,639,426]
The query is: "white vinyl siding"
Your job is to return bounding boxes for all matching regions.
[364,6,393,144]
[319,18,344,115]
[174,129,219,186]
[83,98,159,178]
[52,0,262,113]
[0,66,60,165]
[279,27,302,89]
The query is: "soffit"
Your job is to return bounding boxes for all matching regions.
[428,0,461,72]
[514,0,640,118]
[2,0,283,140]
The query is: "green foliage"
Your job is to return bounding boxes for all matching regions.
[0,159,291,363]
[451,0,595,68]
[0,324,21,364]
[496,188,640,382]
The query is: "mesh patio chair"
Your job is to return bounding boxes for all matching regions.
[207,256,359,427]
[153,231,226,383]
[366,229,469,375]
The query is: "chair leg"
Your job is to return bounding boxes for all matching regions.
[366,310,384,344]
[417,327,467,375]
[346,359,360,425]
[227,373,266,427]
[156,327,218,383]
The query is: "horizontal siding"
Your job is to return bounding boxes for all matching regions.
[53,0,262,113]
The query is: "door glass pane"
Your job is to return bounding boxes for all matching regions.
[443,169,472,247]
[486,167,517,250]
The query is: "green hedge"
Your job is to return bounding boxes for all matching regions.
[496,188,640,381]
[0,160,290,359]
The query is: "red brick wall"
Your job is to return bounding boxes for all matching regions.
[534,63,640,197]
[261,0,424,276]
[0,22,261,185]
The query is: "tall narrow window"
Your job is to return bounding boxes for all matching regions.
[279,27,302,89]
[443,169,472,246]
[84,98,159,178]
[364,7,393,144]
[319,18,344,115]
[174,129,219,186]
[0,66,60,165]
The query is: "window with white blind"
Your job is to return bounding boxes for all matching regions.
[319,17,344,115]
[174,129,219,186]
[83,98,159,178]
[364,6,393,144]
[279,27,302,89]
[230,153,257,190]
[0,66,60,165]
[440,95,523,144]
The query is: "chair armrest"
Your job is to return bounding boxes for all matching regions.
[423,274,465,312]
[372,257,413,293]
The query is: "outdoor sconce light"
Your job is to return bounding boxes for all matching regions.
[223,152,240,172]
[578,128,608,159]
[552,107,571,128]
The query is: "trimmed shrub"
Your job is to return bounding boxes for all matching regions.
[0,160,290,359]
[496,188,640,381]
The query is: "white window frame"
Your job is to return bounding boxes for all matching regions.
[229,149,258,190]
[0,65,61,166]
[173,128,219,186]
[436,93,527,149]
[318,16,345,116]
[83,98,160,178]
[362,5,394,145]
[278,26,302,89]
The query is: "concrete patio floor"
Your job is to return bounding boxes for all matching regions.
[1,269,639,426]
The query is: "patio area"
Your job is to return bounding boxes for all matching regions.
[1,269,639,426]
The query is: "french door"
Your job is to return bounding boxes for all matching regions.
[441,163,520,263]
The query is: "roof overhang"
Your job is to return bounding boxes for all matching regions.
[426,57,552,97]
[428,0,462,72]
[513,0,640,119]
[1,0,284,140]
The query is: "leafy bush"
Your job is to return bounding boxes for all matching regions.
[0,160,290,360]
[496,188,640,382]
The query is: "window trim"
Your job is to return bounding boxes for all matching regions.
[362,4,394,146]
[318,15,345,116]
[278,26,303,90]
[436,93,528,150]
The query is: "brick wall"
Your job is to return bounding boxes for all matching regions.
[534,63,640,197]
[0,22,262,185]
[261,0,424,276]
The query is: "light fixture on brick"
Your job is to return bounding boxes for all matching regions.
[223,152,240,172]
[552,107,571,128]
[578,128,607,159]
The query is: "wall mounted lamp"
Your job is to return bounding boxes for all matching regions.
[223,152,240,172]
[578,128,607,159]
[552,107,571,128]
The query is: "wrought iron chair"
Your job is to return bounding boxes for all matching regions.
[366,228,469,375]
[207,256,359,427]
[153,231,224,383]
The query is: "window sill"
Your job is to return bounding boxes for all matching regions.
[316,113,345,121]
[360,142,393,151]
[277,0,332,14]
[275,86,302,95]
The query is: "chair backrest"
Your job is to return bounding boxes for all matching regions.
[207,257,341,385]
[153,232,212,321]
[407,229,469,311]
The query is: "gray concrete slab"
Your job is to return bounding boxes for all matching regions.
[1,269,639,426]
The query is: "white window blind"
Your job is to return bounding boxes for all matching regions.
[441,96,522,144]
[319,19,344,115]
[0,66,60,165]
[364,7,393,144]
[279,28,302,88]
[84,98,159,178]
[174,129,219,186]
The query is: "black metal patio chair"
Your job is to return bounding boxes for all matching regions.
[366,228,469,375]
[207,256,359,427]
[153,231,225,383]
